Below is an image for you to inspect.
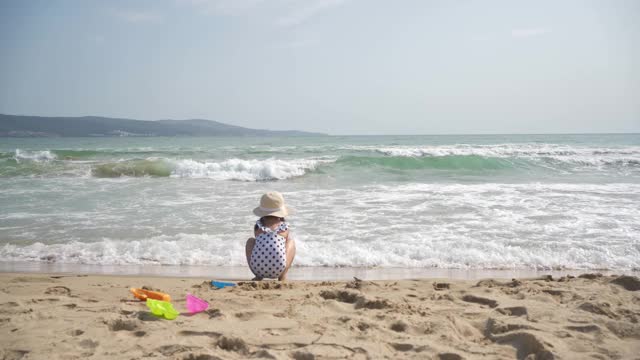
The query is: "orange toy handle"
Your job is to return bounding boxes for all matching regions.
[130,288,171,302]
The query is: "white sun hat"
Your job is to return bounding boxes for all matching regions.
[252,191,293,218]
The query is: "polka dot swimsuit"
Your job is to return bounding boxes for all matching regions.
[249,220,289,279]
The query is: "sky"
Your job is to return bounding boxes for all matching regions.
[0,0,638,135]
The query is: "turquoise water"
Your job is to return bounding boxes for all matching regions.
[1,134,639,270]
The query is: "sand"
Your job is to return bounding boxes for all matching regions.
[0,272,639,360]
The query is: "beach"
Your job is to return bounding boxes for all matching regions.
[2,135,639,359]
[1,272,639,359]
[2,1,639,358]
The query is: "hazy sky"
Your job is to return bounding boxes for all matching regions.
[0,0,638,135]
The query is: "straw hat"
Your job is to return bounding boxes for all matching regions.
[253,191,293,218]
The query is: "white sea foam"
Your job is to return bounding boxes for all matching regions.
[13,149,57,162]
[2,183,639,270]
[0,234,245,266]
[347,144,640,166]
[170,158,335,181]
[367,144,640,157]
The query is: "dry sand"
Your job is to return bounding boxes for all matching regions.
[0,272,639,360]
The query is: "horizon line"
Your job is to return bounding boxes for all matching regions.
[1,113,638,137]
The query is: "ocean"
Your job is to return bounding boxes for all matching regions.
[1,134,639,276]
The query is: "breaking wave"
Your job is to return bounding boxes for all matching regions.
[367,144,640,158]
[2,143,639,179]
[171,158,332,181]
[91,158,333,181]
[13,149,57,162]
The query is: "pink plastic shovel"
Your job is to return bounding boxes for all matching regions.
[185,293,209,314]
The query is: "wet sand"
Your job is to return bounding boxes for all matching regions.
[1,261,633,281]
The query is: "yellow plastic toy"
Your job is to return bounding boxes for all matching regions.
[146,298,179,320]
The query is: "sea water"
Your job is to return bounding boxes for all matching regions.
[1,134,639,272]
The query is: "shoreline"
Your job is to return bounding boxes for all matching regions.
[1,271,639,359]
[2,261,638,281]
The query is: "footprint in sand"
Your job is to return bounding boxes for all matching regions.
[356,321,371,331]
[234,311,258,320]
[438,353,464,360]
[610,275,640,291]
[485,319,554,359]
[577,302,619,319]
[486,317,535,335]
[433,282,450,290]
[355,298,391,310]
[216,335,249,355]
[290,351,314,360]
[319,290,362,304]
[205,308,222,319]
[0,302,32,315]
[31,298,60,303]
[250,349,277,359]
[578,273,603,280]
[541,289,568,297]
[78,339,99,349]
[320,289,392,310]
[390,320,408,332]
[68,329,84,336]
[566,324,601,333]
[390,343,414,352]
[182,355,223,360]
[496,306,528,317]
[305,344,366,358]
[179,330,221,338]
[491,332,555,360]
[461,294,498,308]
[603,321,640,339]
[155,345,203,357]
[1,349,29,360]
[106,318,138,331]
[44,286,71,296]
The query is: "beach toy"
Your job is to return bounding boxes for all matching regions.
[130,288,171,302]
[146,298,179,320]
[185,293,209,314]
[211,281,236,289]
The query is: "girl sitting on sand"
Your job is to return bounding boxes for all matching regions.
[245,192,296,281]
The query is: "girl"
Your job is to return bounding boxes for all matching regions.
[245,192,296,281]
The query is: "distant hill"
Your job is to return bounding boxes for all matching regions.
[0,114,326,137]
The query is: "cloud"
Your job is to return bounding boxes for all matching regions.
[276,0,348,27]
[114,10,164,23]
[511,28,551,38]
